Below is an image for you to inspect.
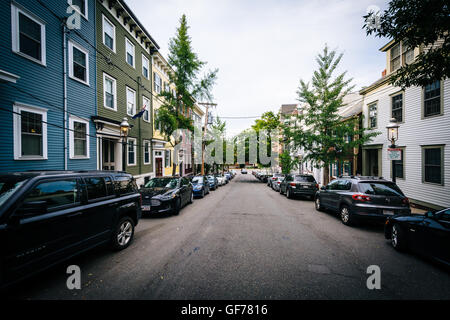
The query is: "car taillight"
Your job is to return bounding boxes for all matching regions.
[402,197,410,205]
[352,194,371,202]
[277,182,281,184]
[315,184,319,189]
[272,177,277,180]
[290,183,296,186]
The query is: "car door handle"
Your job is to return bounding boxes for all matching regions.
[67,212,83,218]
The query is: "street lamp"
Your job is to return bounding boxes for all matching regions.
[386,117,400,183]
[120,117,130,172]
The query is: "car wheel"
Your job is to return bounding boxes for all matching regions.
[201,190,205,198]
[315,197,323,211]
[340,205,354,226]
[111,216,135,251]
[286,188,293,199]
[189,192,193,204]
[173,198,181,215]
[391,224,407,251]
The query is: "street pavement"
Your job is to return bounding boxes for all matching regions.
[5,172,450,299]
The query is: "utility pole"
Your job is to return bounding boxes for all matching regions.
[198,102,217,175]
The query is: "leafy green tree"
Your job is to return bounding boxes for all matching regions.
[363,0,449,87]
[287,45,379,185]
[155,14,218,175]
[252,111,280,168]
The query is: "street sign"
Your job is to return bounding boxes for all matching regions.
[388,148,402,161]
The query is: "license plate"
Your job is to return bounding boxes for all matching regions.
[303,185,309,189]
[384,210,394,215]
[142,205,151,211]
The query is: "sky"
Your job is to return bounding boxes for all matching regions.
[126,0,389,137]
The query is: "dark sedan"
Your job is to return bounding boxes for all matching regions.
[385,208,450,266]
[315,176,411,226]
[140,177,193,215]
[280,174,318,199]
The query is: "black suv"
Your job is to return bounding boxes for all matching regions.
[315,176,411,226]
[0,171,141,289]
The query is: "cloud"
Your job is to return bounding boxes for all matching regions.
[126,0,389,137]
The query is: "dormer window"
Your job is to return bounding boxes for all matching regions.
[389,42,415,72]
[390,44,401,72]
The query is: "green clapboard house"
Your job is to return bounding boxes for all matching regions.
[94,0,159,186]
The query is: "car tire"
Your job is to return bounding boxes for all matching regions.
[286,188,293,199]
[391,223,407,251]
[200,190,205,198]
[173,198,181,215]
[315,197,323,211]
[340,205,355,226]
[111,216,135,251]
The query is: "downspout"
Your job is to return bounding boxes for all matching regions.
[63,23,68,170]
[137,76,142,175]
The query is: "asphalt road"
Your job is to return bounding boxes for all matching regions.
[6,172,450,299]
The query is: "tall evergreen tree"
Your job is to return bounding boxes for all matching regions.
[286,45,379,185]
[156,14,218,175]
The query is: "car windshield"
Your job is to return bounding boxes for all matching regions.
[294,175,315,182]
[0,176,28,207]
[359,182,404,196]
[145,178,178,189]
[192,177,204,184]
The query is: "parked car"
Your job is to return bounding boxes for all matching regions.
[0,171,141,289]
[207,175,219,190]
[215,175,225,186]
[280,174,318,199]
[191,176,210,198]
[140,176,193,215]
[225,172,232,181]
[272,176,284,192]
[241,169,248,174]
[268,173,284,188]
[315,176,411,226]
[384,208,450,265]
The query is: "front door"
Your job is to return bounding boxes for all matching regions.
[365,149,380,177]
[103,139,116,171]
[156,158,163,177]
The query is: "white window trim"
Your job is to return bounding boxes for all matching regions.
[68,0,88,20]
[69,116,90,159]
[142,96,151,123]
[142,54,149,79]
[103,72,117,111]
[126,86,136,117]
[127,137,137,166]
[11,3,47,66]
[13,103,48,160]
[125,37,135,68]
[68,40,90,86]
[154,72,162,94]
[102,14,116,53]
[143,140,151,165]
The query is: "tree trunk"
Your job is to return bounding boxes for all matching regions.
[323,164,330,186]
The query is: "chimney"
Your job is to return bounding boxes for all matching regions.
[382,69,387,77]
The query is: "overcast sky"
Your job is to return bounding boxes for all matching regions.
[126,0,389,137]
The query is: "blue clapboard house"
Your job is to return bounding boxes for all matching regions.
[0,0,97,172]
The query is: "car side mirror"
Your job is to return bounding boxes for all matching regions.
[425,211,435,219]
[15,200,47,218]
[321,186,326,191]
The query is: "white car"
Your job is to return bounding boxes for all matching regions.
[216,176,226,186]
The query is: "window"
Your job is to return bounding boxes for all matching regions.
[358,182,403,196]
[327,179,340,190]
[11,4,46,65]
[69,117,89,159]
[143,140,150,165]
[164,82,170,93]
[103,73,117,111]
[402,45,414,65]
[143,96,150,122]
[390,44,401,72]
[104,176,114,195]
[102,15,115,52]
[337,180,352,191]
[391,93,403,122]
[69,0,88,19]
[165,150,171,168]
[68,41,89,85]
[423,146,443,185]
[126,87,136,116]
[85,177,107,201]
[115,176,137,195]
[125,38,135,67]
[154,73,162,93]
[142,55,149,79]
[392,149,404,179]
[127,138,137,166]
[13,104,47,160]
[368,102,377,129]
[24,179,80,211]
[424,81,441,117]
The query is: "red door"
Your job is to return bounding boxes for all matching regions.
[156,158,163,177]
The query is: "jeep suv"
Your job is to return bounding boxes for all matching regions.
[0,171,141,289]
[314,176,411,226]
